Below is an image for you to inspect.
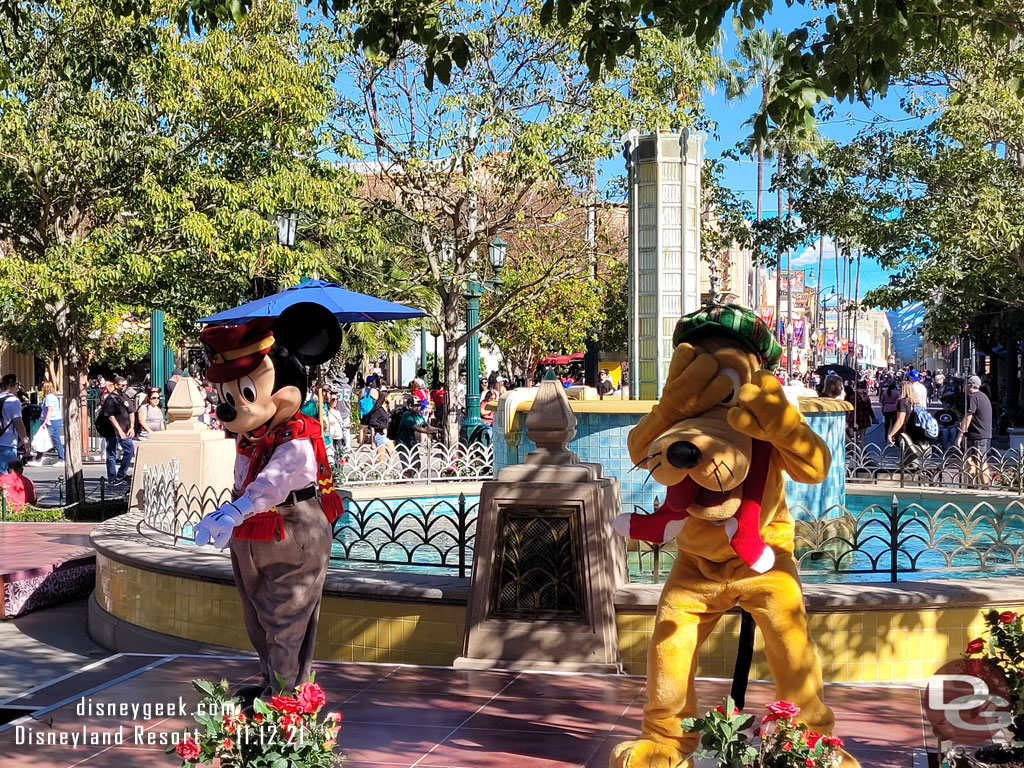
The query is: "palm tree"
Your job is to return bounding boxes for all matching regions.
[725,29,789,305]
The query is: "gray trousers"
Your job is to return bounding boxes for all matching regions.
[229,496,332,694]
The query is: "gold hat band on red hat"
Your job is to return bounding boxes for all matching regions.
[212,334,275,364]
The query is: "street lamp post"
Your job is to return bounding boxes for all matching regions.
[459,237,506,445]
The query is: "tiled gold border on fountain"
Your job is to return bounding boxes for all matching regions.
[617,605,1024,680]
[96,555,464,666]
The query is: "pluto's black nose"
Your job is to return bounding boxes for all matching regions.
[666,441,702,469]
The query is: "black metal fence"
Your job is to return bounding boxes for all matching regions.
[332,494,477,578]
[135,454,1024,584]
[847,442,1024,492]
[627,496,1024,583]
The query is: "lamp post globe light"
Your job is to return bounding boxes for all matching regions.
[459,237,507,445]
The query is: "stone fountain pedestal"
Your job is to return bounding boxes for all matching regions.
[455,374,626,673]
[127,378,234,522]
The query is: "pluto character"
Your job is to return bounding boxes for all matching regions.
[195,302,344,698]
[610,304,860,768]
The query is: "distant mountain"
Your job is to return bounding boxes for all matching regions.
[886,302,925,362]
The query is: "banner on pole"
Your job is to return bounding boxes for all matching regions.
[793,317,805,346]
[840,337,850,354]
[758,305,774,329]
[825,331,836,351]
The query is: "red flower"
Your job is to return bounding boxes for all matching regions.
[805,730,821,748]
[324,711,343,723]
[297,681,327,714]
[714,704,739,716]
[999,611,1017,624]
[765,700,801,721]
[222,738,233,750]
[828,735,845,748]
[966,638,985,655]
[805,760,815,767]
[175,736,201,761]
[254,713,264,724]
[269,695,302,714]
[782,741,792,751]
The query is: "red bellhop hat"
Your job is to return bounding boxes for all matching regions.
[200,318,276,383]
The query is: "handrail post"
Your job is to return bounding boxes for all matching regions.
[457,492,468,578]
[899,439,905,488]
[889,494,900,582]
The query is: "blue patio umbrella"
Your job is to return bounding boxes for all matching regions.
[199,279,424,325]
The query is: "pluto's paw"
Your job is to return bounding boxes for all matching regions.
[837,747,862,768]
[609,739,690,768]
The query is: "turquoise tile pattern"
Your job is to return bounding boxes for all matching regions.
[494,403,847,518]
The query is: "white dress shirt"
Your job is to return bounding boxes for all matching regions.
[232,439,317,518]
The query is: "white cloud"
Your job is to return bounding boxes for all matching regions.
[788,235,837,269]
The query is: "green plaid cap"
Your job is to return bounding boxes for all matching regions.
[673,304,783,371]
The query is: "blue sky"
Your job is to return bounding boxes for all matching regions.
[696,7,939,298]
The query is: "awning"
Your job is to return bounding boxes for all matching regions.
[537,352,585,365]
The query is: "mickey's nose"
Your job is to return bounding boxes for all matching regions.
[666,441,702,469]
[216,403,236,423]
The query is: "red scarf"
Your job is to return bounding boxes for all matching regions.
[232,413,344,542]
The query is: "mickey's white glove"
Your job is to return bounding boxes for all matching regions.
[194,497,255,549]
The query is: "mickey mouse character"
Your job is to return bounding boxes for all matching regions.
[195,302,344,698]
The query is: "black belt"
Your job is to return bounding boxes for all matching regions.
[281,485,317,506]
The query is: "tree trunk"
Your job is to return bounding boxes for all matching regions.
[54,307,86,504]
[442,296,463,447]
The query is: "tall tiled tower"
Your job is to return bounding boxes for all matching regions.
[623,128,705,400]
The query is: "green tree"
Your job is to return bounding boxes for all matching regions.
[725,29,788,228]
[0,0,377,500]
[481,228,613,384]
[332,2,723,442]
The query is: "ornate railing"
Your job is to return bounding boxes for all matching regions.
[332,494,477,578]
[137,457,1024,584]
[627,496,1024,584]
[846,443,1024,492]
[138,459,230,544]
[336,442,493,486]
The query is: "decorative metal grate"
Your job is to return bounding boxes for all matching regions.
[136,459,1024,586]
[139,459,231,544]
[336,442,493,486]
[627,495,1024,583]
[847,442,1024,492]
[490,507,586,621]
[332,494,477,578]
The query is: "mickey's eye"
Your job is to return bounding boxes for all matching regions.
[239,376,257,403]
[720,368,742,406]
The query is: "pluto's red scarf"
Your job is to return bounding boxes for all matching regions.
[620,439,773,571]
[232,413,344,542]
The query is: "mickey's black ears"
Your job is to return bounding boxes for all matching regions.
[273,302,342,366]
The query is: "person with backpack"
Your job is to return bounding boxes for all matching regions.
[886,380,937,467]
[394,393,440,477]
[357,374,382,446]
[99,375,136,485]
[0,374,30,473]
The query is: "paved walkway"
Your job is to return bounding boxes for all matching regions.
[0,598,109,698]
[17,459,128,507]
[0,653,933,767]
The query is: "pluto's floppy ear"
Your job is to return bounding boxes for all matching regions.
[273,302,342,365]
